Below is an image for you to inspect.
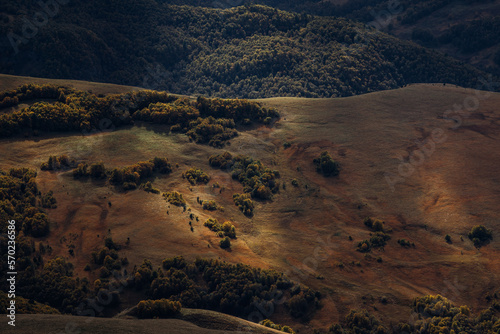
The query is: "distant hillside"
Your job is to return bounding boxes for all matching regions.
[171,0,500,77]
[0,1,495,98]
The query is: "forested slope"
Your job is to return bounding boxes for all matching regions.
[0,1,494,98]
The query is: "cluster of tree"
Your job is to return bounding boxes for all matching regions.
[72,157,172,191]
[328,308,388,334]
[183,167,210,185]
[328,293,500,333]
[286,285,321,320]
[14,257,91,314]
[0,291,60,314]
[163,191,186,207]
[0,83,277,148]
[201,200,219,211]
[209,152,280,200]
[0,84,176,138]
[203,218,237,240]
[132,99,200,131]
[357,232,391,253]
[357,218,392,252]
[141,181,160,194]
[313,151,340,177]
[0,169,92,315]
[136,299,182,319]
[0,168,51,237]
[408,294,500,333]
[109,157,172,190]
[40,155,76,171]
[134,97,277,147]
[130,256,320,320]
[89,238,128,277]
[397,239,415,248]
[259,319,295,333]
[40,190,57,209]
[0,83,72,109]
[233,193,255,217]
[72,162,106,179]
[196,97,279,123]
[1,3,494,99]
[468,225,493,248]
[186,116,237,147]
[363,217,387,233]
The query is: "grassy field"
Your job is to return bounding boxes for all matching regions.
[0,310,286,334]
[1,75,499,332]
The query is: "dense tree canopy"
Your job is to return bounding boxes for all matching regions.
[0,2,494,98]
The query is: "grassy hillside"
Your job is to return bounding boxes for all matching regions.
[0,2,495,98]
[0,76,499,332]
[0,312,286,334]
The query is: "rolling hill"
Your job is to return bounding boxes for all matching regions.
[0,75,499,333]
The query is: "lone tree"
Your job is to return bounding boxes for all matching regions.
[220,236,231,249]
[468,225,493,247]
[313,151,340,177]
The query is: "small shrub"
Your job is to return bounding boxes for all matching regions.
[123,182,137,190]
[141,181,160,194]
[313,151,340,177]
[204,219,236,238]
[220,236,231,249]
[222,221,236,239]
[468,225,492,247]
[73,163,89,178]
[259,319,295,333]
[371,232,391,248]
[357,241,371,253]
[204,218,221,232]
[202,200,218,211]
[162,256,187,270]
[89,162,106,179]
[40,191,57,209]
[233,193,254,216]
[40,155,76,171]
[100,267,111,278]
[183,167,210,185]
[163,191,186,207]
[398,239,412,248]
[104,237,119,250]
[364,217,385,232]
[291,179,299,187]
[445,234,452,244]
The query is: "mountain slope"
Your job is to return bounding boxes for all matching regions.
[0,76,499,332]
[0,2,494,98]
[173,0,500,76]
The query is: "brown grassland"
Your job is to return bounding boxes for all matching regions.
[0,74,499,333]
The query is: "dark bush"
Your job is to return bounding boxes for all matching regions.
[468,225,493,247]
[136,299,182,319]
[183,167,210,185]
[219,236,231,249]
[163,191,186,207]
[313,151,340,177]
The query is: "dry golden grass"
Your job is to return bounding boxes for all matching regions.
[1,75,500,332]
[0,312,285,334]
